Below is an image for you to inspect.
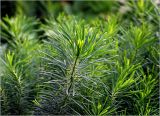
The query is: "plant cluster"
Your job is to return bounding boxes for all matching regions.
[0,0,159,115]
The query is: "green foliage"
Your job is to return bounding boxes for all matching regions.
[133,70,159,115]
[126,0,159,25]
[0,0,159,115]
[1,51,36,114]
[0,15,39,49]
[0,15,41,115]
[35,15,116,114]
[33,14,158,115]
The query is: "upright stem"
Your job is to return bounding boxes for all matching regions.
[67,53,79,96]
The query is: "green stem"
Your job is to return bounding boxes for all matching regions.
[67,53,79,96]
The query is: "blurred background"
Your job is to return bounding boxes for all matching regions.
[0,0,159,46]
[1,0,122,18]
[1,0,159,20]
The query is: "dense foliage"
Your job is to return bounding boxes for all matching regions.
[0,0,159,115]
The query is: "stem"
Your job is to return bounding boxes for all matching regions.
[131,48,137,63]
[67,53,79,96]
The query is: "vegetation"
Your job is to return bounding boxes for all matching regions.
[0,0,159,115]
